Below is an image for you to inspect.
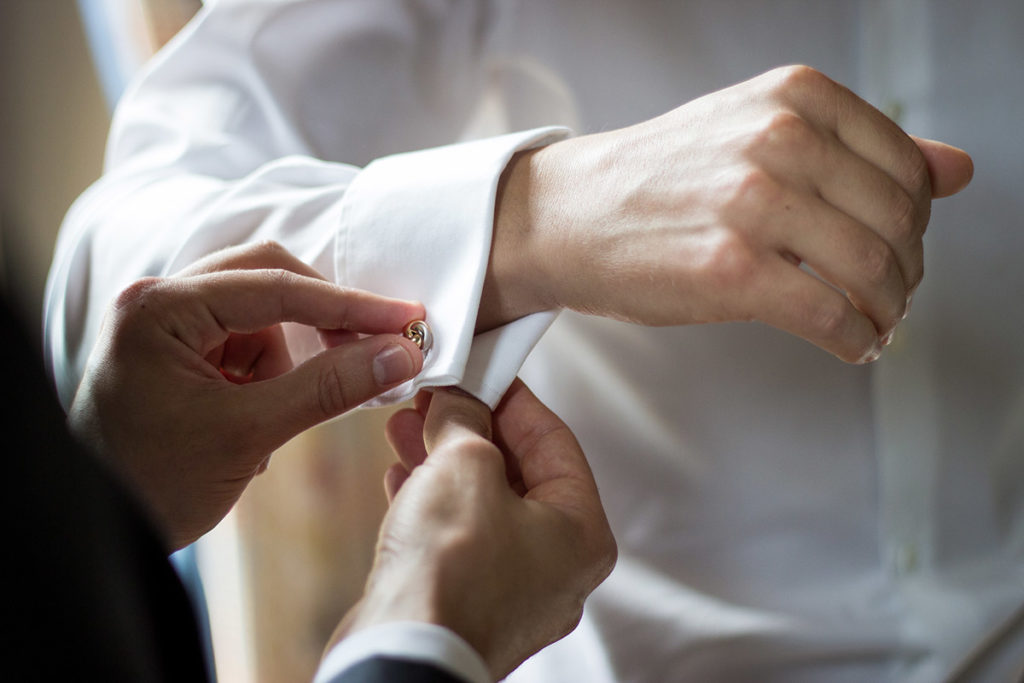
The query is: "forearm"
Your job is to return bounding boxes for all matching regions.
[44,162,352,407]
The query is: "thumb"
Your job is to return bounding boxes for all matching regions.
[422,387,494,454]
[913,136,974,198]
[239,334,423,447]
[493,379,594,493]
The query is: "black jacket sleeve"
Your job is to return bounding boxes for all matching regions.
[332,656,472,683]
[0,300,209,682]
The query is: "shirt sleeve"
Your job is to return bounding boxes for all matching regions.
[314,622,491,683]
[43,0,568,410]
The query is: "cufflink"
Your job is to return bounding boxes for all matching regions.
[403,320,432,355]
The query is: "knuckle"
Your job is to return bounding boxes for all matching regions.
[902,148,931,197]
[435,435,502,474]
[112,277,165,313]
[433,389,494,441]
[443,408,495,444]
[315,363,354,418]
[809,298,852,341]
[700,230,760,292]
[253,239,287,258]
[751,110,819,155]
[889,191,919,242]
[772,64,829,95]
[764,65,843,127]
[263,267,295,286]
[858,240,897,287]
[449,436,497,462]
[730,166,785,210]
[263,268,297,316]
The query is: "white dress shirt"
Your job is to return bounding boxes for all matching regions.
[45,1,1024,681]
[315,622,490,683]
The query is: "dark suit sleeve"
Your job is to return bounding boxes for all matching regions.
[331,656,471,683]
[0,301,209,682]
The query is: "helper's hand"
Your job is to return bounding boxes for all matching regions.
[331,380,617,680]
[69,242,425,550]
[484,65,974,363]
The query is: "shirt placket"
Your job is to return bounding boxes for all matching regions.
[859,0,938,583]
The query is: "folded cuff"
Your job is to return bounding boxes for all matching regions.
[336,127,570,407]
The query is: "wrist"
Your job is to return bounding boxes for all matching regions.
[332,563,446,647]
[479,146,564,331]
[332,562,498,676]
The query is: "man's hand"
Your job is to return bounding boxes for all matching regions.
[484,65,974,362]
[331,380,617,680]
[68,242,425,550]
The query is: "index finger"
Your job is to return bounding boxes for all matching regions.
[172,240,326,280]
[158,269,424,354]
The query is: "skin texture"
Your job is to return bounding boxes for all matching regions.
[481,65,974,363]
[68,241,425,550]
[331,381,617,680]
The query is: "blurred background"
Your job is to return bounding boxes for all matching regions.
[0,3,398,681]
[0,1,109,340]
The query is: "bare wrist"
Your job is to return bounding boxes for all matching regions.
[478,146,564,332]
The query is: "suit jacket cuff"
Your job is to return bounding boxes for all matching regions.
[314,622,491,683]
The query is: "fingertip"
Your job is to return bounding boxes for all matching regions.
[854,338,883,365]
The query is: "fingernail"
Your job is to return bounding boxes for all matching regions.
[373,344,415,385]
[881,329,895,347]
[903,294,913,320]
[857,340,883,364]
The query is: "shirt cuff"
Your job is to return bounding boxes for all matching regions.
[336,127,571,407]
[458,310,559,409]
[313,622,491,683]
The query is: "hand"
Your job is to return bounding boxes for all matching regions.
[484,65,974,362]
[68,242,426,550]
[331,380,617,680]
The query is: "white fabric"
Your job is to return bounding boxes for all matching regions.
[45,1,1024,682]
[314,622,490,683]
[337,129,565,408]
[43,0,563,410]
